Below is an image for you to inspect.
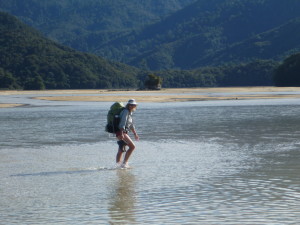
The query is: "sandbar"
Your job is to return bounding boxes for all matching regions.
[32,87,300,102]
[0,104,24,108]
[1,87,300,107]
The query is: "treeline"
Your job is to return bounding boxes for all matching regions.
[152,60,278,88]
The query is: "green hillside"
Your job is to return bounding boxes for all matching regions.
[1,0,299,71]
[0,12,280,90]
[2,1,296,89]
[119,0,300,70]
[0,0,196,50]
[0,12,139,90]
[198,18,300,67]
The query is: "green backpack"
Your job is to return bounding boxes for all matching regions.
[105,102,125,133]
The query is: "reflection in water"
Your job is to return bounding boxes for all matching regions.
[108,170,136,224]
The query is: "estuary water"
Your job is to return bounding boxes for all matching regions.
[1,95,300,224]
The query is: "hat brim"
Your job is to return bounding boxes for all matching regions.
[127,99,138,105]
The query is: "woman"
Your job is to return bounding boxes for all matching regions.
[115,99,139,168]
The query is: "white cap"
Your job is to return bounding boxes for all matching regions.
[127,99,138,105]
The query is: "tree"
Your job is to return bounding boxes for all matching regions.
[24,74,45,90]
[0,68,18,89]
[144,73,162,90]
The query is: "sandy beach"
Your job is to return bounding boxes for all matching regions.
[1,87,300,107]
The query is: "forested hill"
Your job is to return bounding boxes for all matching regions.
[0,12,139,90]
[200,18,300,67]
[108,0,300,70]
[0,11,280,89]
[1,0,299,71]
[0,0,196,48]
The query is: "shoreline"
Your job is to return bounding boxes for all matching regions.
[1,87,300,107]
[2,86,300,95]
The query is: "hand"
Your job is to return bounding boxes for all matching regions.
[134,133,139,141]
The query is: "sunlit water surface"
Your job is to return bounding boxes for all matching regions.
[1,96,300,224]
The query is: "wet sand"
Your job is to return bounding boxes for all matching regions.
[1,87,300,107]
[0,104,24,108]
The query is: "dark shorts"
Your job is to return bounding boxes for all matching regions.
[116,130,128,152]
[117,140,127,152]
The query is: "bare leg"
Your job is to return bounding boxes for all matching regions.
[116,140,127,164]
[116,149,123,164]
[122,133,136,164]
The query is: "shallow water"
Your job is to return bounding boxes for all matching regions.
[1,96,300,224]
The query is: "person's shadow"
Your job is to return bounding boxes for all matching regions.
[108,170,137,224]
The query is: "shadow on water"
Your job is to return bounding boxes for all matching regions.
[10,167,120,177]
[108,170,137,224]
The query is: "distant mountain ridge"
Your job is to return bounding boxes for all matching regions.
[1,0,299,71]
[111,0,300,70]
[0,0,196,45]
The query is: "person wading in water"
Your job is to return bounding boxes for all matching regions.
[115,99,139,168]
